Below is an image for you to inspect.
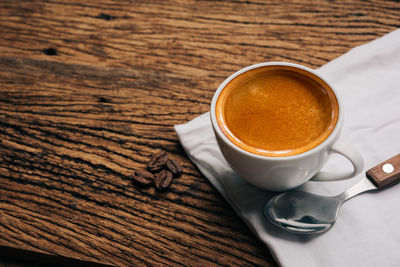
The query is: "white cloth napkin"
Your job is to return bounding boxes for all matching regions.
[175,29,400,267]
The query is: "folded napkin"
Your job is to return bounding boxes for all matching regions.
[175,29,400,267]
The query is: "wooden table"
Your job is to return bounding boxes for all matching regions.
[0,1,399,266]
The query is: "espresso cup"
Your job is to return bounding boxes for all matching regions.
[210,62,364,191]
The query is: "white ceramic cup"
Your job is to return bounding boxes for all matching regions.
[210,62,364,191]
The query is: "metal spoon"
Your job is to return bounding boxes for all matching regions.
[264,153,400,234]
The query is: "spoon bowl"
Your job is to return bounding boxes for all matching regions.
[264,191,343,234]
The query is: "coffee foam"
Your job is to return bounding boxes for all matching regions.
[216,66,339,157]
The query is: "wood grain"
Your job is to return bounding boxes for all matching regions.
[1,0,399,266]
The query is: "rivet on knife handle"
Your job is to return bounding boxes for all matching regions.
[366,153,400,188]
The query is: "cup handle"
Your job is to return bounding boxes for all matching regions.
[311,141,364,181]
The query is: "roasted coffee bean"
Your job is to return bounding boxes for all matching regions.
[146,150,169,172]
[155,170,173,190]
[132,169,154,187]
[166,159,183,177]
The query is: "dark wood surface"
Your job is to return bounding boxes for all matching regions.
[1,0,399,266]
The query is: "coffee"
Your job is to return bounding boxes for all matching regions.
[216,66,339,157]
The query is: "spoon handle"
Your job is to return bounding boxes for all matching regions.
[366,153,400,188]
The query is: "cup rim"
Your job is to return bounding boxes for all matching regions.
[210,61,343,161]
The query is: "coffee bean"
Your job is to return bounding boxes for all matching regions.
[155,170,173,190]
[146,151,169,172]
[132,169,154,187]
[166,159,182,177]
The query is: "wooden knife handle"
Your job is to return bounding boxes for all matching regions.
[366,153,400,189]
